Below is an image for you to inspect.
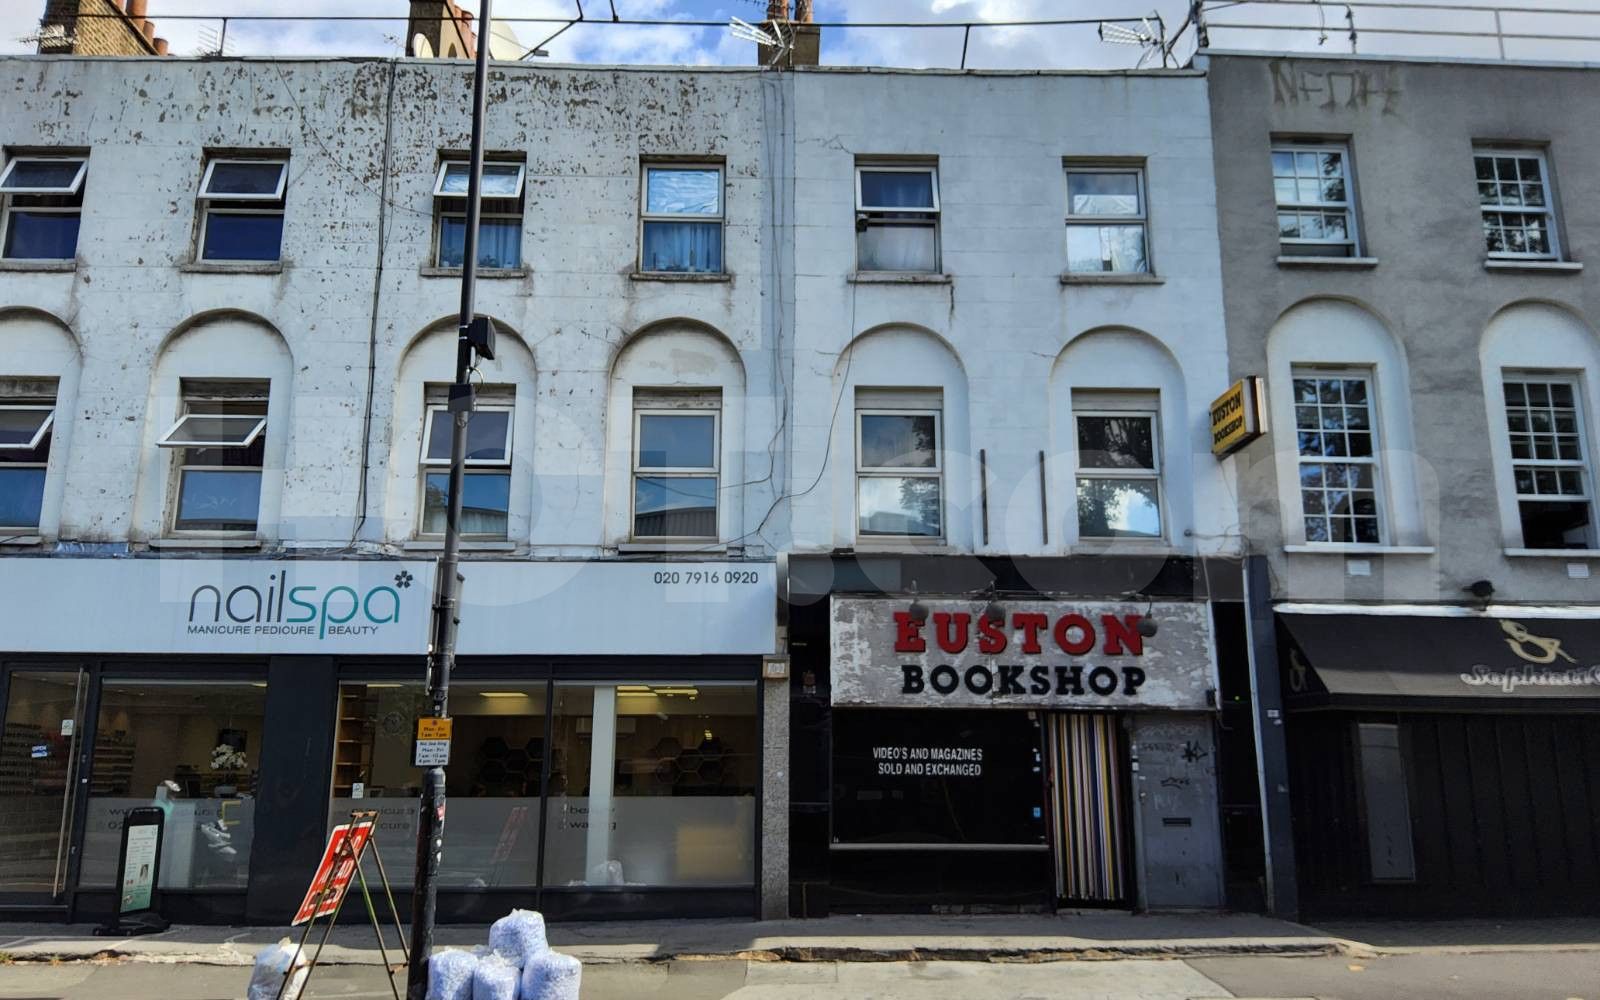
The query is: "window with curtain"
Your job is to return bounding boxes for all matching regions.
[1064,165,1149,274]
[433,159,525,269]
[639,164,724,274]
[419,385,513,537]
[855,164,940,272]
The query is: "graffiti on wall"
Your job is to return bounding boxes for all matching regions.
[1269,60,1401,114]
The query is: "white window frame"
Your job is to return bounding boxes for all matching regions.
[854,407,944,540]
[854,163,941,273]
[196,157,288,262]
[1502,372,1594,548]
[156,412,266,449]
[0,405,56,451]
[0,402,55,531]
[432,160,525,269]
[1272,142,1360,258]
[1475,147,1561,261]
[416,402,514,538]
[637,162,726,275]
[1,155,87,262]
[1063,164,1150,274]
[630,405,720,540]
[1290,367,1385,545]
[197,158,289,202]
[0,156,88,195]
[1072,399,1163,541]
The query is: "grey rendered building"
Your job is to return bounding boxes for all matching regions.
[1206,51,1600,918]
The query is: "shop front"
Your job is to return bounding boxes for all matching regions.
[785,554,1231,915]
[1277,606,1600,919]
[0,557,777,924]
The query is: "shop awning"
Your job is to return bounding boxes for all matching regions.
[1277,609,1600,711]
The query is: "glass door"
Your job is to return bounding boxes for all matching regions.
[0,668,90,903]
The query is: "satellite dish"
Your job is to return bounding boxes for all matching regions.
[412,32,434,58]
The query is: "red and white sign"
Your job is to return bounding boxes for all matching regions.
[291,821,374,925]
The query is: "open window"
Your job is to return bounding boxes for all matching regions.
[855,163,940,272]
[639,163,724,274]
[0,399,56,530]
[418,388,513,537]
[0,154,87,260]
[197,158,288,262]
[158,383,268,533]
[1502,374,1594,549]
[631,390,721,540]
[432,159,525,269]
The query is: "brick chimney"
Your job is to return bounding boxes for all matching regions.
[407,0,479,59]
[36,0,166,56]
[758,0,819,68]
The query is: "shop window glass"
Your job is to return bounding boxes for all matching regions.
[79,680,267,890]
[543,681,757,888]
[328,681,546,887]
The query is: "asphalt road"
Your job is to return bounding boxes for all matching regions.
[0,952,1596,999]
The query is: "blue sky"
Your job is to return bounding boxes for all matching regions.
[8,1,1600,65]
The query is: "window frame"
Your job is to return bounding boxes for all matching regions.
[164,395,269,536]
[197,158,289,202]
[1,154,88,262]
[854,163,941,273]
[418,404,514,468]
[1072,399,1164,541]
[1290,367,1386,546]
[1502,371,1594,549]
[1475,147,1561,261]
[431,159,526,270]
[1271,141,1361,258]
[0,404,56,451]
[630,404,721,541]
[854,406,944,540]
[637,161,726,275]
[1063,164,1151,275]
[196,157,289,263]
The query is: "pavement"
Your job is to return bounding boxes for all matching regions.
[0,912,1343,966]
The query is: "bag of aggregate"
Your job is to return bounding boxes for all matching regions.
[519,950,582,1000]
[472,952,521,1000]
[427,948,481,1000]
[488,908,548,966]
[246,938,310,1000]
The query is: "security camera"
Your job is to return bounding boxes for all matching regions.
[855,212,871,233]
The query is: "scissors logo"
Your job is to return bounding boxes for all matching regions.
[1500,620,1576,665]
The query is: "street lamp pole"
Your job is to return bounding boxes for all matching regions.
[406,0,495,994]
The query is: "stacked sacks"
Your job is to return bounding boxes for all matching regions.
[471,953,520,1000]
[423,909,580,1000]
[426,948,481,1000]
[488,909,547,963]
[520,951,582,1000]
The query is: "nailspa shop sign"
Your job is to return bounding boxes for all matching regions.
[830,598,1217,711]
[0,559,777,656]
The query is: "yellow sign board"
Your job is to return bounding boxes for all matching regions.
[1210,376,1266,457]
[416,717,453,741]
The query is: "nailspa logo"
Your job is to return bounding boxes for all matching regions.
[186,568,411,640]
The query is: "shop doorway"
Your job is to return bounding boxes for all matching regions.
[1045,713,1131,906]
[0,668,90,907]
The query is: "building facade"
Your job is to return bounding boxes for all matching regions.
[1207,51,1600,918]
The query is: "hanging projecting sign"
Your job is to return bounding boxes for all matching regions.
[1210,376,1266,457]
[830,597,1217,711]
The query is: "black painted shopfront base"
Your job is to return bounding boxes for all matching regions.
[828,849,1054,913]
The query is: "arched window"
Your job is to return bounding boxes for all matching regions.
[0,309,80,539]
[603,323,746,547]
[1265,299,1426,549]
[1480,302,1600,552]
[385,318,536,544]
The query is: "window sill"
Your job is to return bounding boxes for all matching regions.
[0,534,45,546]
[1284,544,1435,555]
[847,272,953,285]
[419,265,528,279]
[402,539,518,551]
[180,261,284,275]
[1069,541,1183,556]
[1276,255,1379,269]
[149,537,263,550]
[0,258,75,272]
[850,540,954,554]
[1060,272,1164,286]
[1483,259,1583,274]
[616,541,727,554]
[1504,548,1600,559]
[629,271,731,283]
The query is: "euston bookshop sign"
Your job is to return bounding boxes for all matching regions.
[1209,376,1266,457]
[831,597,1217,711]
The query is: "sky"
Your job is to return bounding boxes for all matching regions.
[6,0,1600,66]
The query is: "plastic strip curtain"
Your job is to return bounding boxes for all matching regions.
[1048,713,1127,902]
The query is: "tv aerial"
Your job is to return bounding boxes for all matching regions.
[1098,14,1169,68]
[729,15,791,67]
